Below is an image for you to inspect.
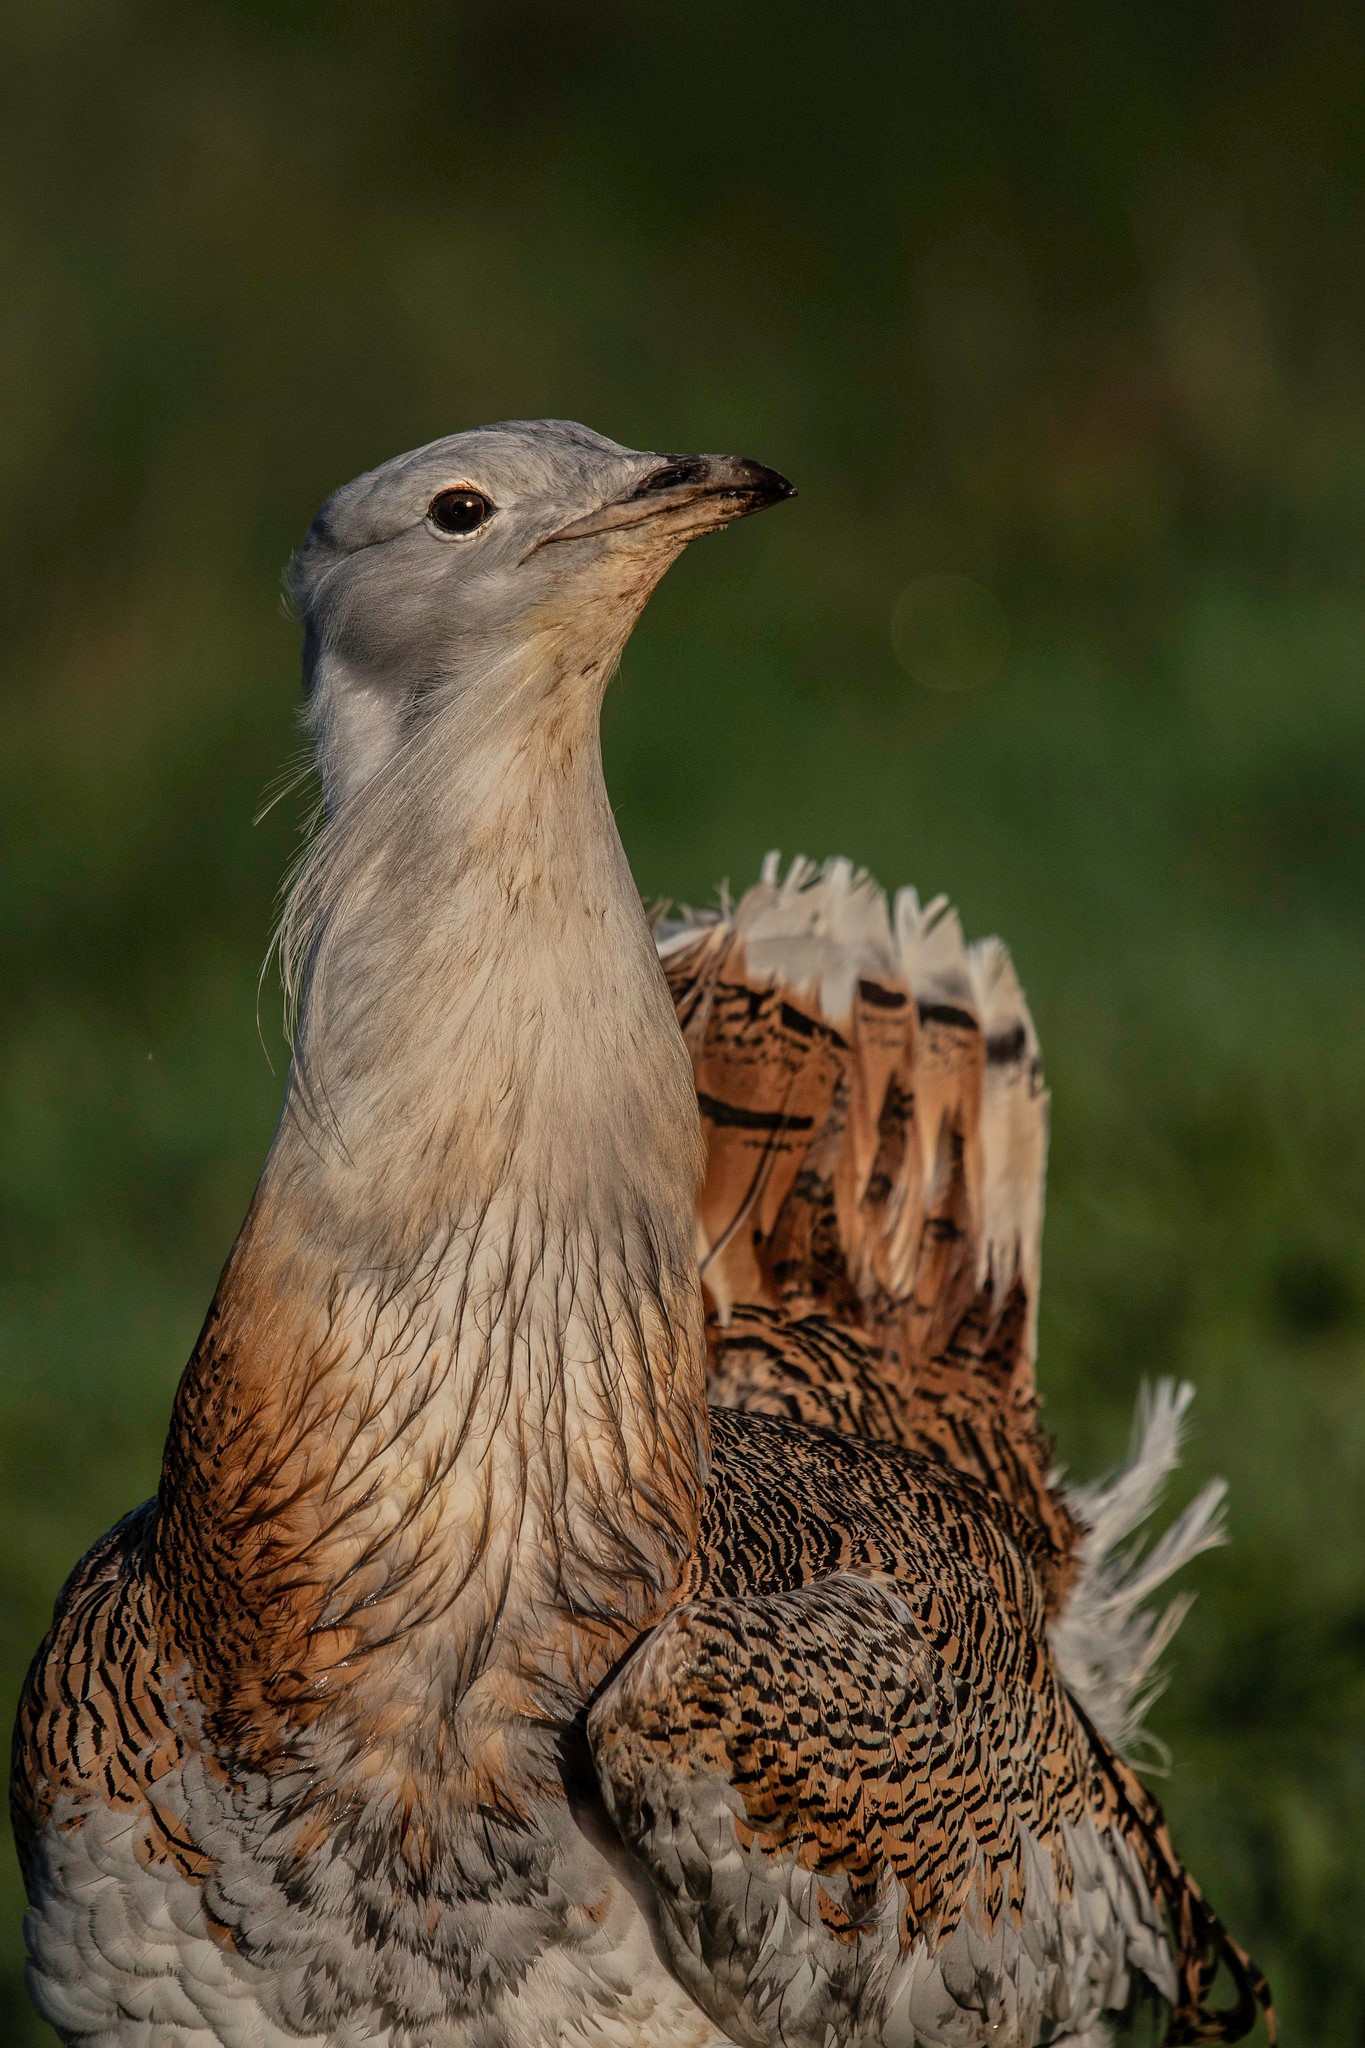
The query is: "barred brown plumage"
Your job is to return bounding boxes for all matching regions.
[596,1407,1272,2047]
[11,421,1271,2048]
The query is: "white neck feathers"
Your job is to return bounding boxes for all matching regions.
[161,638,707,1771]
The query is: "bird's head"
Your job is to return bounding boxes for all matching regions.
[289,419,794,812]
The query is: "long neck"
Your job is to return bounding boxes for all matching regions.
[158,651,708,1801]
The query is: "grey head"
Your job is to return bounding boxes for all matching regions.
[290,419,794,813]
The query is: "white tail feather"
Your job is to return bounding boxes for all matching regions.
[894,886,974,1013]
[732,852,898,1019]
[967,933,1047,1336]
[1052,1380,1228,1764]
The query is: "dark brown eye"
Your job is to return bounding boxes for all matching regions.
[427,486,493,537]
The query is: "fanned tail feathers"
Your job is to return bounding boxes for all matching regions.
[658,853,1074,1586]
[663,853,1046,1324]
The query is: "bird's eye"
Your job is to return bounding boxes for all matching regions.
[427,486,494,537]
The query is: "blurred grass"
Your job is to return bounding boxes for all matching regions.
[3,3,1363,2040]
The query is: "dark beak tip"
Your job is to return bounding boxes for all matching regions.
[742,460,797,507]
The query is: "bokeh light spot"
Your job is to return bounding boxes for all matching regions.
[891,575,1009,692]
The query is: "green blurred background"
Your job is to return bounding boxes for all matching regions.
[3,3,1363,2040]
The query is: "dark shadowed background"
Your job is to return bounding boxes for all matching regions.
[3,4,1363,2040]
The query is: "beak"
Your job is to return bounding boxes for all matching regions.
[535,454,796,551]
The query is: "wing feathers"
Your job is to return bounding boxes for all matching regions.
[644,858,1273,2045]
[592,1410,1273,2048]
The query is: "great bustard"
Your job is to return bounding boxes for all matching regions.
[13,421,1273,2048]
